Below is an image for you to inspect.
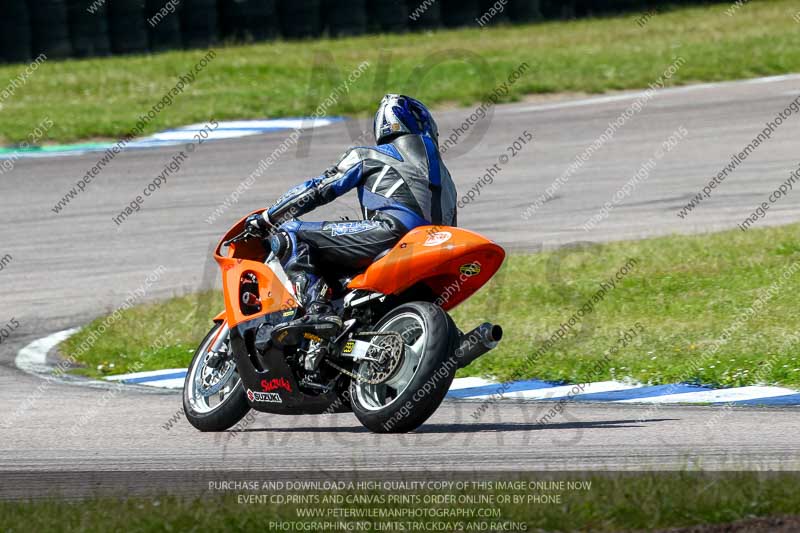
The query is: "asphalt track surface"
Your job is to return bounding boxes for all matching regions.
[2,75,800,477]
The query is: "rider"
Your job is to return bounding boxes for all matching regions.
[246,94,457,343]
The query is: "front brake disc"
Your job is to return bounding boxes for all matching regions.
[198,355,237,397]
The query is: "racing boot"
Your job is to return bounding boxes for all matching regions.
[271,273,342,346]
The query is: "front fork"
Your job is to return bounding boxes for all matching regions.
[204,322,231,369]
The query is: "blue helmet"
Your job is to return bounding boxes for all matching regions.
[373,94,439,145]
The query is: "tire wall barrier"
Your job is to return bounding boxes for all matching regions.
[180,0,219,49]
[146,0,182,51]
[441,0,480,28]
[108,0,149,55]
[278,0,322,39]
[507,0,541,23]
[325,0,367,38]
[369,0,407,33]
[0,0,32,63]
[539,0,575,19]
[407,0,441,30]
[2,0,730,63]
[219,0,278,42]
[478,0,510,25]
[27,0,73,59]
[67,0,111,58]
[576,0,649,15]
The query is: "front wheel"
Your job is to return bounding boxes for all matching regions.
[183,322,250,432]
[350,302,460,433]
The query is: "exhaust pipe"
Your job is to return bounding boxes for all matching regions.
[455,322,503,369]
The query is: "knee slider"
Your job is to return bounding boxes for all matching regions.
[270,231,293,262]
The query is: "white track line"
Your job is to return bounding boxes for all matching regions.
[615,385,798,404]
[449,377,496,390]
[16,331,800,404]
[506,73,800,114]
[0,118,344,160]
[133,377,185,389]
[14,328,79,375]
[105,368,188,381]
[466,380,639,400]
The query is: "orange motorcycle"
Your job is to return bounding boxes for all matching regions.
[183,210,505,433]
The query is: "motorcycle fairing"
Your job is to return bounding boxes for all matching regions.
[347,226,505,310]
[229,313,342,415]
[214,212,346,414]
[215,211,300,328]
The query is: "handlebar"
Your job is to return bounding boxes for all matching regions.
[222,216,283,247]
[222,229,255,247]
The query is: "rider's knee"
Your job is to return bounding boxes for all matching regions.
[270,230,294,262]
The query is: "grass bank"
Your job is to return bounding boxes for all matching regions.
[2,473,799,532]
[61,222,800,387]
[2,0,800,143]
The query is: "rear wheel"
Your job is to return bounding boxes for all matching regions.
[183,322,250,432]
[350,302,459,433]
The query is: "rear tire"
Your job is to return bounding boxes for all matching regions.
[183,323,250,432]
[350,302,459,433]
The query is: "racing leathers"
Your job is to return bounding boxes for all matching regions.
[266,133,457,312]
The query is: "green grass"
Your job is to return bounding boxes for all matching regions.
[2,473,799,532]
[2,0,800,143]
[60,290,221,377]
[454,223,800,388]
[61,223,800,387]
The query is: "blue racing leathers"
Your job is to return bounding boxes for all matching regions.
[266,133,457,275]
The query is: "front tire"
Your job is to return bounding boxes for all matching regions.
[350,302,459,433]
[183,322,250,432]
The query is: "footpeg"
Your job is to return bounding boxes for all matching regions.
[271,315,343,346]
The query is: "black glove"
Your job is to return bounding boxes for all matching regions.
[244,211,272,236]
